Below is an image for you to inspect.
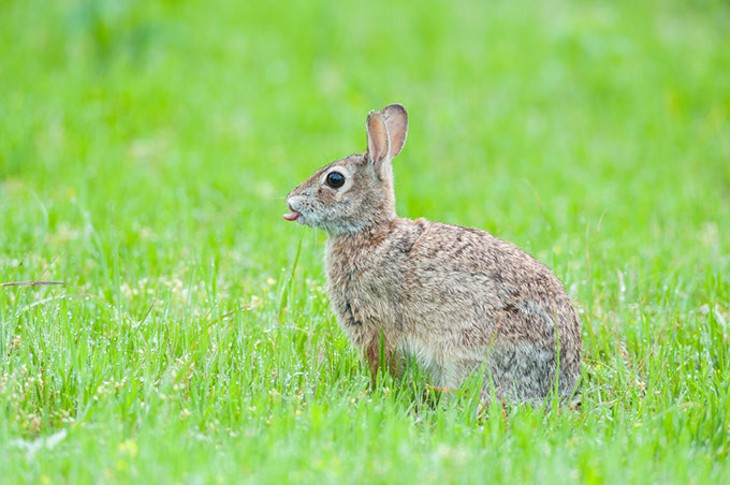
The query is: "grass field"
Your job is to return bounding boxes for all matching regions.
[2,0,729,482]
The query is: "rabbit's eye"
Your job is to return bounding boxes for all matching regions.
[326,171,345,188]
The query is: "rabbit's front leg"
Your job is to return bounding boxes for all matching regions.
[364,332,400,388]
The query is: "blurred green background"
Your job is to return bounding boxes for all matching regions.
[1,0,729,482]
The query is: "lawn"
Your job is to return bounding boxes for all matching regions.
[1,0,729,482]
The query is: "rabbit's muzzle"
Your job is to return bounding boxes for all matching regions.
[283,195,312,225]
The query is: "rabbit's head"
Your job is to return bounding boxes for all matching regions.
[284,104,408,235]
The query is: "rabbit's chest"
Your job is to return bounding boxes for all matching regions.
[325,247,402,333]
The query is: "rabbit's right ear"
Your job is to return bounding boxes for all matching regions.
[366,110,391,174]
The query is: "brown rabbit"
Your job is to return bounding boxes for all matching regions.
[284,104,581,401]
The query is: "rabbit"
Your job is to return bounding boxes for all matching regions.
[283,104,581,402]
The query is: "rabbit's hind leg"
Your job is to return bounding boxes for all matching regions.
[485,343,557,401]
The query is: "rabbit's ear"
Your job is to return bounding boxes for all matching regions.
[381,104,408,158]
[366,110,391,170]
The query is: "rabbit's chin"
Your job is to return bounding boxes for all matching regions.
[286,211,319,229]
[283,207,361,234]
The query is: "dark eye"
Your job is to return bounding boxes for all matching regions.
[325,171,345,188]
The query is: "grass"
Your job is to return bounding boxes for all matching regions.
[1,0,729,482]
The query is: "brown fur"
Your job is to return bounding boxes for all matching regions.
[285,104,581,401]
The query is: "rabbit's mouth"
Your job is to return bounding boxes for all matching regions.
[284,197,305,222]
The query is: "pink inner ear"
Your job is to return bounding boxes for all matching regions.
[381,105,408,157]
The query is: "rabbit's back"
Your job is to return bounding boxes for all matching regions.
[326,217,581,400]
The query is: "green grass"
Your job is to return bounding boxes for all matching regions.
[1,0,729,482]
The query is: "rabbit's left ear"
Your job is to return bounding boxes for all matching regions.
[366,110,391,170]
[381,104,408,158]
